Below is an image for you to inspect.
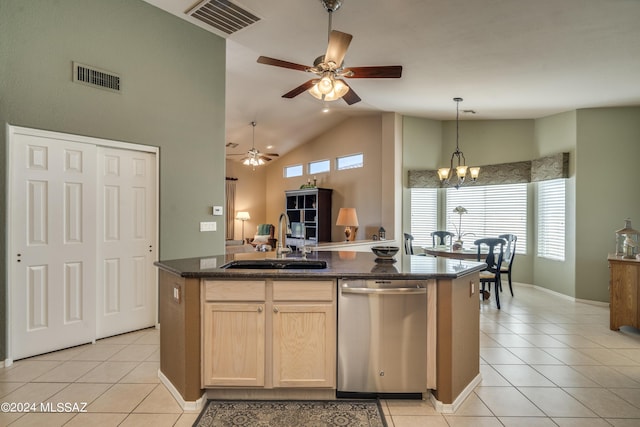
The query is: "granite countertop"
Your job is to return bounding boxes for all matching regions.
[154,250,486,280]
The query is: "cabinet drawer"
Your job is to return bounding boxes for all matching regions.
[204,280,266,302]
[273,280,335,301]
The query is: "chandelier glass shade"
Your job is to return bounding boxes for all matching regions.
[437,97,479,189]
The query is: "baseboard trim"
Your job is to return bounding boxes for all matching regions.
[512,282,609,307]
[158,369,205,412]
[429,373,482,414]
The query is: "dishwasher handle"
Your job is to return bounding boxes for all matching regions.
[341,286,427,295]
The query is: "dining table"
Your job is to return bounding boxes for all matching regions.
[422,245,483,260]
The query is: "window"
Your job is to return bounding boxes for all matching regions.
[283,164,303,178]
[446,183,527,254]
[336,153,363,170]
[537,179,565,261]
[308,159,330,174]
[410,188,438,247]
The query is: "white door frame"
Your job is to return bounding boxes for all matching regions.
[6,124,159,365]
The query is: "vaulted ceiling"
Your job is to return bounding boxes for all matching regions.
[144,0,640,160]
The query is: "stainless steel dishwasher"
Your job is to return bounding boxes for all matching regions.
[337,279,427,397]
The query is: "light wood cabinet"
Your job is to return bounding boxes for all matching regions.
[609,255,640,330]
[202,279,336,389]
[202,303,265,386]
[272,280,336,388]
[202,281,266,387]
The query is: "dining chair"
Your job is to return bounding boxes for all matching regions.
[498,233,517,296]
[431,231,455,246]
[474,237,506,309]
[403,233,414,255]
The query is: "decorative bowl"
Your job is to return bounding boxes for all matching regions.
[371,246,399,260]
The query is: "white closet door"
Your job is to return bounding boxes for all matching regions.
[10,131,97,360]
[96,147,157,338]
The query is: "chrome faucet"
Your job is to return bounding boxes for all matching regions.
[276,212,292,258]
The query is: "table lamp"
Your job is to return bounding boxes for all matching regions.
[336,208,359,242]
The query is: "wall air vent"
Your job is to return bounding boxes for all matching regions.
[186,0,261,36]
[72,62,121,93]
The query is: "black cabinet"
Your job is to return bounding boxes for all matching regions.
[285,188,332,247]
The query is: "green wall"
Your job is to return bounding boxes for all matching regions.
[441,119,536,166]
[533,111,577,297]
[0,0,226,359]
[575,107,640,301]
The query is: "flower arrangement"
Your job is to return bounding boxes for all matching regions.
[452,205,469,241]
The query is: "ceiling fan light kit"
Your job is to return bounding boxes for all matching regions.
[256,0,402,105]
[229,121,279,169]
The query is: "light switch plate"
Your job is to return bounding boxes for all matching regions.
[200,221,216,232]
[213,206,223,215]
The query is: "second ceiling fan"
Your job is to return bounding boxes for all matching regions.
[257,0,402,105]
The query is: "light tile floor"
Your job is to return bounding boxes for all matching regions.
[0,284,639,426]
[381,284,640,427]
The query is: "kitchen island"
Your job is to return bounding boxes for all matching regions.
[155,250,485,413]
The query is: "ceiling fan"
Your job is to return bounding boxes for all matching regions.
[228,121,279,168]
[257,0,402,105]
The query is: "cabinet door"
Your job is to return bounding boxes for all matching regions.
[610,262,639,330]
[272,303,336,388]
[202,303,265,387]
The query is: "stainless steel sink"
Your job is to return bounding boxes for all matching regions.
[221,259,328,270]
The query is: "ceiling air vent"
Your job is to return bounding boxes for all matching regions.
[186,0,261,35]
[72,62,121,93]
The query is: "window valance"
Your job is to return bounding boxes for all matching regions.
[408,152,569,188]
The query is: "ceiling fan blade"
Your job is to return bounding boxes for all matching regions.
[282,80,316,98]
[257,56,309,72]
[324,30,352,67]
[344,65,403,78]
[262,153,279,157]
[258,155,273,162]
[341,82,361,105]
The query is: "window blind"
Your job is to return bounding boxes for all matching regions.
[410,188,438,248]
[537,179,565,261]
[445,184,527,254]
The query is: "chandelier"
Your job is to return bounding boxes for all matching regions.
[437,97,479,189]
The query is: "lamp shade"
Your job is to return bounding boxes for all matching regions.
[336,208,359,226]
[235,211,250,221]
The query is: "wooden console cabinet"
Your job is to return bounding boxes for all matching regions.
[608,255,640,330]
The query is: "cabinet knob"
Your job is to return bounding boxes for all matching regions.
[273,307,279,313]
[257,306,263,313]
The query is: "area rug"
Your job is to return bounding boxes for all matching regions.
[193,400,387,427]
